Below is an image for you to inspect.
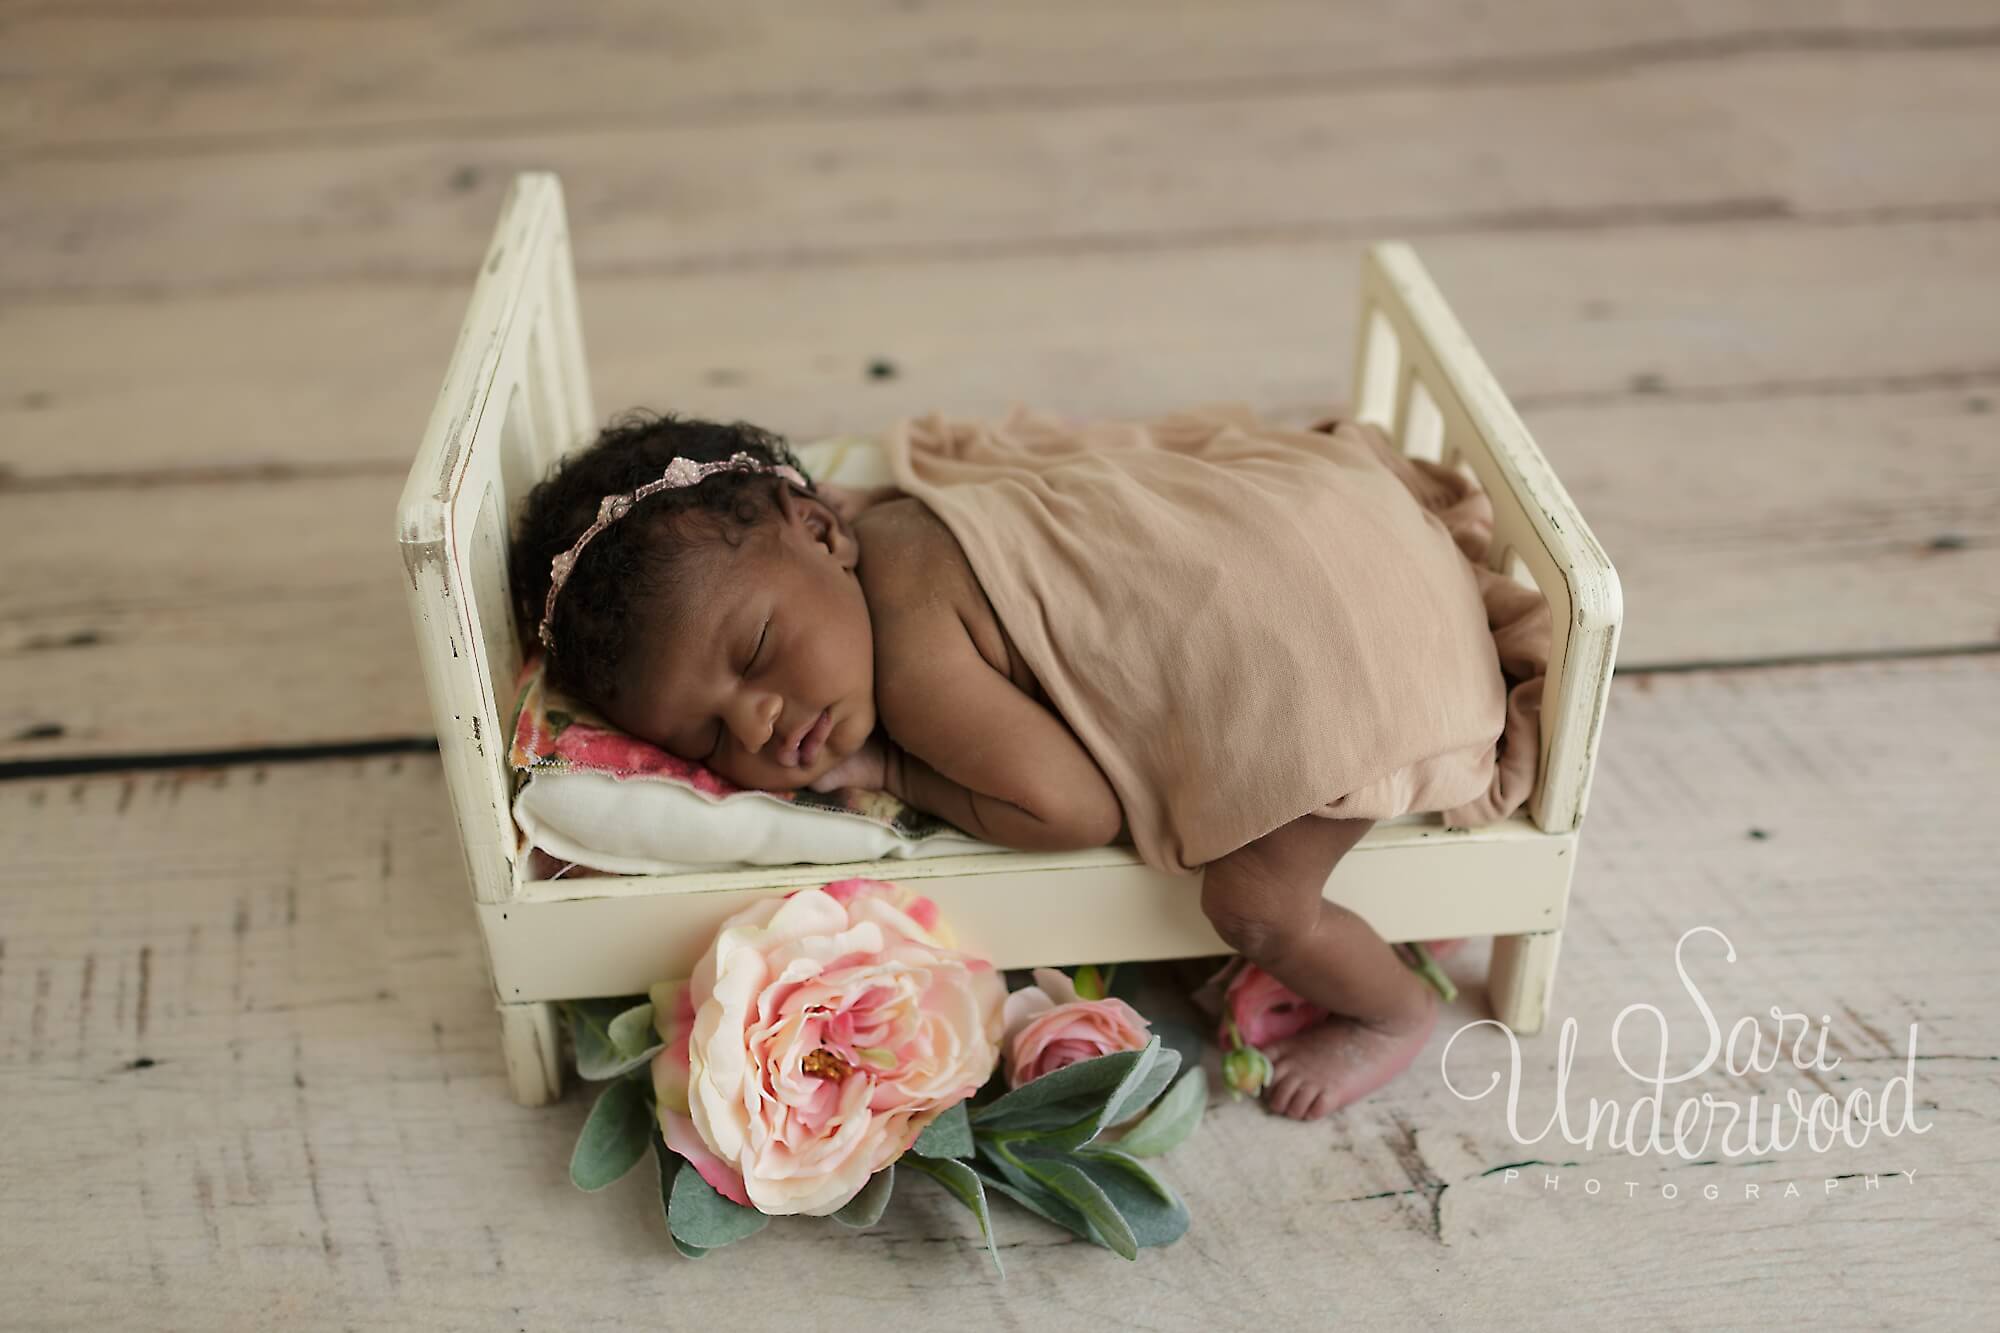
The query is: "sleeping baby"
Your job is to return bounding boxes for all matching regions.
[509,403,1550,1121]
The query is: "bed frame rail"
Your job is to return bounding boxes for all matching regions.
[397,173,596,906]
[1353,243,1623,834]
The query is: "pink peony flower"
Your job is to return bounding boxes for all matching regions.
[650,878,1005,1216]
[1220,961,1328,1051]
[1000,967,1152,1090]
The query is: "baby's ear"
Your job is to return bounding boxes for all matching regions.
[813,482,867,527]
[784,482,860,567]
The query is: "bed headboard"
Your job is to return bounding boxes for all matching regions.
[1353,242,1623,834]
[397,173,596,905]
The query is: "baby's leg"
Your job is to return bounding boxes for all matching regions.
[1200,815,1437,1120]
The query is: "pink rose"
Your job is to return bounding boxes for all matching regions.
[650,878,1005,1216]
[1221,961,1327,1051]
[1000,967,1152,1090]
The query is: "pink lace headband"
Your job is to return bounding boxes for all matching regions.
[537,451,808,652]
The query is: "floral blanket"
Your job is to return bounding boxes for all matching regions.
[506,652,959,843]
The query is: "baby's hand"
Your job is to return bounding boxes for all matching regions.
[807,731,891,793]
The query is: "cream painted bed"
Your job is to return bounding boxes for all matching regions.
[397,173,1623,1106]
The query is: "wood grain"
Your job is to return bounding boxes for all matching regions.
[6,218,1999,483]
[5,384,1996,763]
[2,658,1992,1325]
[3,2,1996,1318]
[8,47,1999,299]
[10,0,1997,153]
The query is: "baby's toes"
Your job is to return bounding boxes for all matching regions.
[1262,1067,1302,1117]
[1272,1074,1320,1121]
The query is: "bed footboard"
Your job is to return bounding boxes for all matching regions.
[1352,243,1623,834]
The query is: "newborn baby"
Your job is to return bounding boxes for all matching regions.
[511,404,1548,1121]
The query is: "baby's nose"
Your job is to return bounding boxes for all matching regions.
[751,694,785,756]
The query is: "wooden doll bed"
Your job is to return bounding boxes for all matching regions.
[397,173,1623,1106]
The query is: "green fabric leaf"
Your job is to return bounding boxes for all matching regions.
[566,997,628,1062]
[831,1166,895,1229]
[970,1045,1151,1129]
[1014,1156,1138,1260]
[1147,1014,1209,1076]
[903,1155,1004,1279]
[652,1134,709,1260]
[999,1038,1173,1153]
[668,1231,711,1261]
[668,1155,770,1249]
[1073,964,1105,1001]
[568,996,663,1082]
[1102,1040,1179,1128]
[910,1100,975,1159]
[608,1002,656,1054]
[989,1136,1188,1253]
[569,1078,652,1192]
[1056,1150,1190,1249]
[972,1144,1088,1235]
[1108,1066,1207,1158]
[992,1107,1101,1155]
[1075,1146,1176,1206]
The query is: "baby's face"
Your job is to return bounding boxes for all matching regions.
[602,483,876,792]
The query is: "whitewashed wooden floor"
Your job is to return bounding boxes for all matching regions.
[4,4,1998,1328]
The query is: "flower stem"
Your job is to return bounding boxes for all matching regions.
[1399,942,1459,1004]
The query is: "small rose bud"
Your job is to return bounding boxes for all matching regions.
[1222,1044,1273,1099]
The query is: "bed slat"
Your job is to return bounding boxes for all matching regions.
[397,173,597,905]
[1353,242,1623,834]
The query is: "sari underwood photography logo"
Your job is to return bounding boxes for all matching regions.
[1439,926,1934,1203]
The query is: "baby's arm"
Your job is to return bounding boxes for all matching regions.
[876,607,1123,852]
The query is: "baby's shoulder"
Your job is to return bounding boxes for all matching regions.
[859,500,1021,693]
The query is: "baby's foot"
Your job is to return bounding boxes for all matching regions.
[1261,989,1439,1121]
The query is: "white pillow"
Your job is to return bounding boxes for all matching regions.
[512,435,1004,874]
[514,769,999,875]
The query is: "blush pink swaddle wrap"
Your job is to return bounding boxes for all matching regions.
[883,402,1552,877]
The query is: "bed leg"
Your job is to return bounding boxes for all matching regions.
[498,999,567,1107]
[1488,930,1563,1036]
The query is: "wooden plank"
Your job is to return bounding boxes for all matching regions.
[10,1,1997,154]
[5,217,1999,482]
[1,657,1993,1324]
[4,385,1995,762]
[9,46,2000,299]
[1529,390,2000,663]
[1,475,419,760]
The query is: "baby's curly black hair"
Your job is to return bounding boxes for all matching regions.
[507,409,819,715]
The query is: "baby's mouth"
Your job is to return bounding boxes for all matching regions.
[779,708,833,767]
